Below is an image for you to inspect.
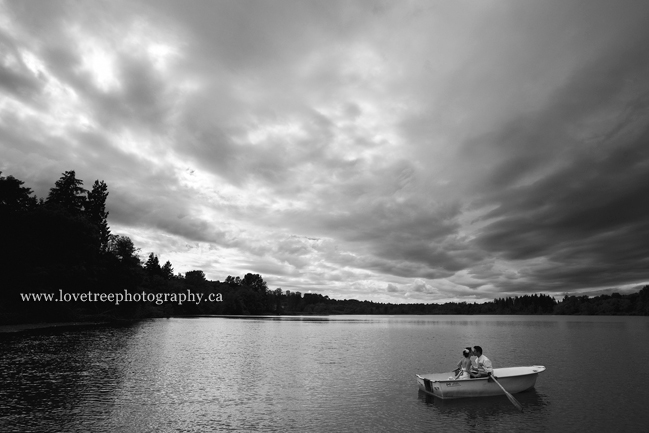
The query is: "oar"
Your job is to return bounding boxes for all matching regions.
[489,373,523,412]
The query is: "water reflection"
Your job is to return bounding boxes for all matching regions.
[197,315,568,329]
[418,388,550,432]
[2,316,649,432]
[219,315,333,322]
[419,388,549,410]
[564,319,628,329]
[0,326,134,433]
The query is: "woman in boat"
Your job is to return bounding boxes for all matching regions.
[451,347,473,380]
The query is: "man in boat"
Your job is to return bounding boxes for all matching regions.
[470,346,493,378]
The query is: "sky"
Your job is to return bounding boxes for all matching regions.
[1,0,648,304]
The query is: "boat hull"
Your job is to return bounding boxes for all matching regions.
[416,366,545,399]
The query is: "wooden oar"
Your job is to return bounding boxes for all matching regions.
[490,374,523,412]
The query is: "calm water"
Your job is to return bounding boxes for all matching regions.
[1,315,649,432]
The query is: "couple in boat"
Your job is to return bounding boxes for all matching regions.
[451,345,493,380]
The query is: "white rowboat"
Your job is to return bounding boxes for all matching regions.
[416,366,546,399]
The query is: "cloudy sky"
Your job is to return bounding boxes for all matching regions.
[2,0,648,303]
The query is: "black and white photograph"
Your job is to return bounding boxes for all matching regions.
[1,0,648,431]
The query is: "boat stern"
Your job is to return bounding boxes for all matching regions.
[416,373,455,398]
[417,374,439,397]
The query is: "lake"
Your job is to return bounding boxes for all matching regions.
[1,315,648,432]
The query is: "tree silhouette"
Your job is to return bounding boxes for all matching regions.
[108,235,140,265]
[2,170,649,326]
[145,253,162,276]
[47,171,87,215]
[241,273,267,292]
[186,270,207,287]
[0,172,38,212]
[161,261,174,280]
[85,180,110,252]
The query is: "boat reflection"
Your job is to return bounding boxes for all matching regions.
[418,388,550,431]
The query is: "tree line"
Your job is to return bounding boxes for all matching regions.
[279,289,649,316]
[1,171,648,325]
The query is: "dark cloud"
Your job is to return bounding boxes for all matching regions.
[2,0,649,302]
[0,49,43,103]
[387,283,400,293]
[466,30,649,294]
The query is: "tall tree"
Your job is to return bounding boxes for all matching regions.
[225,275,241,286]
[161,261,174,280]
[145,252,162,276]
[107,234,140,266]
[47,170,87,214]
[104,234,142,294]
[85,180,110,252]
[0,172,38,212]
[241,273,268,292]
[186,270,207,285]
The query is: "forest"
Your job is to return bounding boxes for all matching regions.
[1,171,648,325]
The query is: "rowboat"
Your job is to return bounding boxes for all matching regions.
[416,366,546,400]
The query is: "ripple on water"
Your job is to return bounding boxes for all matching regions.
[2,316,649,432]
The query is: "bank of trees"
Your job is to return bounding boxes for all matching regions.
[2,170,648,325]
[1,171,141,323]
[552,290,649,315]
[268,289,648,316]
[0,170,290,323]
